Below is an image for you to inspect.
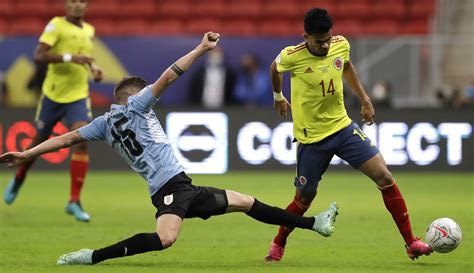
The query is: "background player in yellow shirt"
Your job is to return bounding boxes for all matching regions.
[3,0,102,222]
[265,8,432,261]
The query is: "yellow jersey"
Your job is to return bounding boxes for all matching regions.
[276,35,352,144]
[39,16,95,103]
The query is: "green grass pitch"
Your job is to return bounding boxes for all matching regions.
[0,171,472,273]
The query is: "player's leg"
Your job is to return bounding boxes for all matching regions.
[266,141,335,261]
[57,214,180,265]
[58,173,195,265]
[227,190,337,236]
[358,154,432,259]
[4,95,61,204]
[338,122,431,259]
[64,98,93,221]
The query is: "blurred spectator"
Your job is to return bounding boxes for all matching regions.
[234,53,273,108]
[450,88,464,108]
[188,46,236,109]
[435,85,465,109]
[0,71,6,107]
[462,80,474,107]
[371,80,392,108]
[27,63,48,101]
[435,87,449,107]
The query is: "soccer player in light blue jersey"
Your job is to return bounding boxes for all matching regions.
[0,32,338,265]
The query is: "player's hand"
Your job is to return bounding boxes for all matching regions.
[89,64,103,82]
[72,55,94,65]
[274,98,291,118]
[0,152,28,168]
[201,32,220,51]
[361,99,375,125]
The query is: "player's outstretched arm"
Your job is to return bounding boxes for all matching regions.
[150,32,220,98]
[343,61,374,125]
[0,131,85,168]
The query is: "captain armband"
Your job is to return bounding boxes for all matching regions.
[171,63,184,76]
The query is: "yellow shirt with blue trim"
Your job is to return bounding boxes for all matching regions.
[276,35,352,144]
[39,16,95,103]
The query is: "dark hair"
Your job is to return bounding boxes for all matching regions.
[304,8,333,35]
[114,76,148,101]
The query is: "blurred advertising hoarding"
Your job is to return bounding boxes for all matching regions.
[1,108,472,172]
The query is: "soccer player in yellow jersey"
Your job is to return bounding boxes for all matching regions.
[3,0,102,222]
[265,8,432,261]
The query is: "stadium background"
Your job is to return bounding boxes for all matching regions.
[1,0,472,173]
[0,0,473,272]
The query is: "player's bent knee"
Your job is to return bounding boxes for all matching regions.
[159,233,178,249]
[376,172,394,187]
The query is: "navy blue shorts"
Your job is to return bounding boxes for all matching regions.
[294,121,379,193]
[35,95,92,137]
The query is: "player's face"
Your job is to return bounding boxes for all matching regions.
[304,30,332,57]
[65,0,88,18]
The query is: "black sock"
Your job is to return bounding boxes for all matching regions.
[246,199,315,229]
[91,233,163,264]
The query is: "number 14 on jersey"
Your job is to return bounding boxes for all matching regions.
[319,79,336,97]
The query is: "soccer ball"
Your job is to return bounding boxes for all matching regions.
[425,218,462,253]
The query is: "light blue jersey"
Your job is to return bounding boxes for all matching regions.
[78,86,184,196]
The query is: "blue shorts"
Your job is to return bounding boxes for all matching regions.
[294,121,379,193]
[35,95,92,137]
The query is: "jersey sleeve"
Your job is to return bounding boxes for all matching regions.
[85,22,95,37]
[39,17,60,47]
[275,46,294,72]
[342,38,351,63]
[78,115,107,141]
[127,86,158,112]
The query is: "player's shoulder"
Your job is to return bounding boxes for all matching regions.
[82,20,95,33]
[331,35,350,46]
[282,42,307,56]
[43,16,63,29]
[48,16,67,27]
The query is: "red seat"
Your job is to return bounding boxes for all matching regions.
[371,0,405,18]
[11,2,50,17]
[258,19,298,37]
[115,19,150,35]
[89,19,119,36]
[156,0,192,18]
[300,0,333,12]
[364,19,399,36]
[115,2,156,17]
[333,0,370,19]
[334,19,363,37]
[409,0,436,18]
[0,2,11,18]
[194,1,226,18]
[186,18,220,34]
[0,18,7,34]
[400,19,430,34]
[87,0,119,18]
[220,19,256,36]
[262,1,302,20]
[8,18,47,35]
[152,20,185,34]
[227,1,262,18]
